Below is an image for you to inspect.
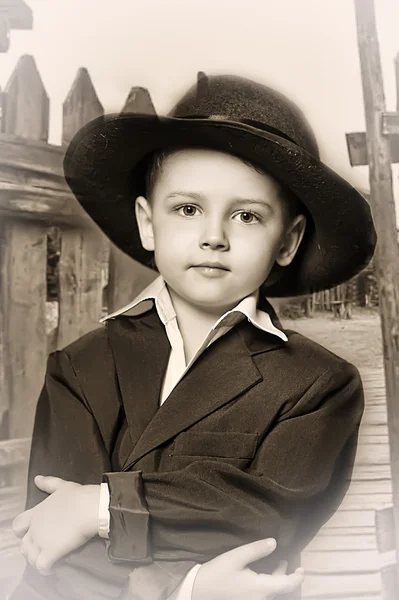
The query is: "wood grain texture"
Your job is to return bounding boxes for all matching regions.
[57,68,109,348]
[107,86,158,313]
[303,367,390,598]
[0,56,49,446]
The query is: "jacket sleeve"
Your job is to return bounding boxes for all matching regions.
[105,362,364,569]
[25,349,112,510]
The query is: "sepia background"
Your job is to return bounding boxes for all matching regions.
[0,0,398,598]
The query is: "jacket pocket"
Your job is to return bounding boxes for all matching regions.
[173,431,258,460]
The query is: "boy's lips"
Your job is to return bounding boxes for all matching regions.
[193,262,230,270]
[191,262,230,279]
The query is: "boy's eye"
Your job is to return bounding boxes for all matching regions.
[177,205,199,217]
[233,211,260,224]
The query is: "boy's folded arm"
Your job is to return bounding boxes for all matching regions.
[26,351,111,508]
[25,350,112,511]
[105,363,364,565]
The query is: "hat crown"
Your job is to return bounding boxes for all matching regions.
[169,74,320,158]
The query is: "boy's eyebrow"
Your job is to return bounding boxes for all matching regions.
[230,197,273,210]
[165,191,203,201]
[165,192,272,209]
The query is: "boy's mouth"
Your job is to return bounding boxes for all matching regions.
[191,262,230,278]
[193,262,229,270]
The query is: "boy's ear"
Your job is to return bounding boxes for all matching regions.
[275,214,307,267]
[135,196,155,251]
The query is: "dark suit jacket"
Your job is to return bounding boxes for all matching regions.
[10,301,364,600]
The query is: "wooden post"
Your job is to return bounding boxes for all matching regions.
[0,1,32,54]
[0,55,49,445]
[354,0,399,588]
[106,87,158,313]
[57,68,109,348]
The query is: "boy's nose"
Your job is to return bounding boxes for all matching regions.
[199,221,229,251]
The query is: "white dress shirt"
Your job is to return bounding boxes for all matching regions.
[98,275,287,599]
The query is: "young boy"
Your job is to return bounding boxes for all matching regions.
[11,73,376,600]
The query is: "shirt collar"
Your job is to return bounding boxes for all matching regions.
[101,275,287,342]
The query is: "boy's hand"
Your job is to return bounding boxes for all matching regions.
[192,538,304,600]
[12,476,101,575]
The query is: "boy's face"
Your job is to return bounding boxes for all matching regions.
[136,149,306,314]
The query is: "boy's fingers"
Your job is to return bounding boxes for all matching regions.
[281,570,305,593]
[27,543,40,568]
[272,560,288,575]
[12,510,32,538]
[20,532,34,558]
[35,553,55,576]
[260,569,305,595]
[220,538,277,569]
[34,475,65,494]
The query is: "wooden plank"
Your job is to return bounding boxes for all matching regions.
[3,221,47,440]
[0,220,10,431]
[339,493,392,508]
[0,1,32,29]
[346,479,392,495]
[376,505,395,552]
[62,68,104,144]
[0,182,89,225]
[317,526,375,536]
[57,226,108,347]
[346,130,399,165]
[0,486,25,522]
[354,4,399,594]
[0,139,94,228]
[0,133,67,175]
[357,435,389,444]
[350,464,392,480]
[324,510,375,528]
[57,68,108,348]
[302,572,381,597]
[382,112,399,135]
[0,14,10,52]
[2,55,48,140]
[304,534,376,552]
[346,132,368,166]
[358,424,388,437]
[0,437,30,467]
[302,549,386,574]
[354,443,391,465]
[0,55,49,455]
[358,406,388,426]
[107,86,158,313]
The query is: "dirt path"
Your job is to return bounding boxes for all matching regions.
[281,308,382,369]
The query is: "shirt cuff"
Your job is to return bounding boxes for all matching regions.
[167,565,202,600]
[98,482,110,539]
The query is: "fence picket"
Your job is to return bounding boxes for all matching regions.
[0,55,48,449]
[107,86,158,314]
[57,68,108,347]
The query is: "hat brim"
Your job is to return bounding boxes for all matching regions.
[64,113,376,297]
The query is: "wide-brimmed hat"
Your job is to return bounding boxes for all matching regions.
[63,73,376,297]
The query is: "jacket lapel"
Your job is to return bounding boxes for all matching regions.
[122,316,285,470]
[106,309,170,448]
